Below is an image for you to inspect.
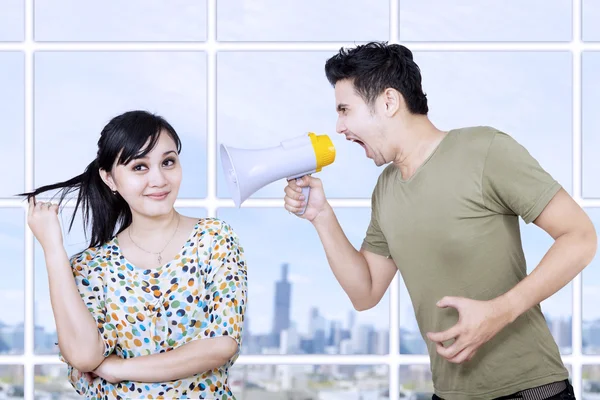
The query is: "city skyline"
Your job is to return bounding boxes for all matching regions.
[1,253,597,356]
[2,207,600,349]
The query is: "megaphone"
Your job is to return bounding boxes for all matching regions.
[220,132,336,215]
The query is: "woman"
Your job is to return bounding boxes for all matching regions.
[23,110,247,399]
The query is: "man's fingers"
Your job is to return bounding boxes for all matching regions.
[284,203,303,215]
[286,178,302,193]
[436,337,465,360]
[284,193,305,209]
[436,296,463,310]
[296,175,320,189]
[284,185,304,200]
[427,323,462,343]
[448,346,475,364]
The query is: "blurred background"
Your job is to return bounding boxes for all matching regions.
[1,0,600,399]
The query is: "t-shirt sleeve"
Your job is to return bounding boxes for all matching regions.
[58,248,117,395]
[196,220,247,366]
[361,184,391,258]
[482,131,562,224]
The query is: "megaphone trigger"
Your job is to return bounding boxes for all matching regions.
[297,183,311,216]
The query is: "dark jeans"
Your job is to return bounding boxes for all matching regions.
[432,380,576,400]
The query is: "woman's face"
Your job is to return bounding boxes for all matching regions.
[105,131,182,218]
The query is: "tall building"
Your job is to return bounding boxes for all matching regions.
[351,324,373,354]
[271,263,292,347]
[328,320,343,348]
[309,307,326,354]
[347,310,356,331]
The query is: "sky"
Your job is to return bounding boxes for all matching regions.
[0,0,23,42]
[216,0,388,41]
[0,52,24,198]
[34,0,207,41]
[583,0,600,41]
[399,0,572,42]
[583,52,600,198]
[1,0,600,355]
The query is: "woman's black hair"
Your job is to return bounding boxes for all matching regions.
[19,110,182,249]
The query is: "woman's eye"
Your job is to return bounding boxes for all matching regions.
[163,158,176,166]
[133,164,147,171]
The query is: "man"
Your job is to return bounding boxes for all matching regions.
[283,42,596,399]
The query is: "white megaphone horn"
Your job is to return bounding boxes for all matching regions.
[220,132,336,215]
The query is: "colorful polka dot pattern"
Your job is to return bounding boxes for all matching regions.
[58,218,247,399]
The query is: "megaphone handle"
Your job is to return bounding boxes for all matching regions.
[297,184,311,215]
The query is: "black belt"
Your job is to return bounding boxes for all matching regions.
[501,380,567,400]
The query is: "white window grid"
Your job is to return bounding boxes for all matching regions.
[0,0,598,399]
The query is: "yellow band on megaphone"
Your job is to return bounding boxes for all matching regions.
[308,133,336,172]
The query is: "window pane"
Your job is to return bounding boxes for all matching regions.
[35,364,78,399]
[217,0,388,42]
[0,365,24,399]
[0,52,24,198]
[34,206,206,354]
[229,364,389,399]
[34,0,207,42]
[217,208,390,355]
[400,365,434,398]
[34,51,207,199]
[0,0,24,41]
[583,0,600,41]
[583,365,600,398]
[217,52,382,200]
[415,51,572,194]
[0,210,24,355]
[583,208,600,354]
[400,280,427,355]
[521,220,572,354]
[400,0,571,42]
[583,52,600,198]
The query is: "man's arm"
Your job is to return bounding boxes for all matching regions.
[312,204,398,311]
[99,336,238,383]
[500,188,597,320]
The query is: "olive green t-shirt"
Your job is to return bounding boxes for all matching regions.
[362,126,568,399]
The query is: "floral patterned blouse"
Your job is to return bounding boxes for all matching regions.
[58,218,247,399]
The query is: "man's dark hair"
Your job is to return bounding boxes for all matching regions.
[325,41,428,115]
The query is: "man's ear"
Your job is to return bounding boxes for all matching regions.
[382,88,404,117]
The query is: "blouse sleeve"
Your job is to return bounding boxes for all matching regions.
[58,247,117,395]
[197,219,248,366]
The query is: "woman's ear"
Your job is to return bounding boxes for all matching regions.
[99,168,116,192]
